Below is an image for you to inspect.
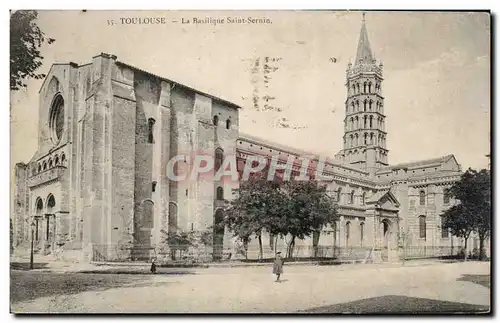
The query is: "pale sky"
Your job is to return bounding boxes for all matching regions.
[10,10,491,170]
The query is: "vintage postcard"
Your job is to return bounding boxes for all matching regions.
[10,10,491,314]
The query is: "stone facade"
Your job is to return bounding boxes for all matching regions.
[12,17,487,263]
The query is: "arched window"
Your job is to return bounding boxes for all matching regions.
[226,119,231,130]
[55,156,59,165]
[363,100,367,111]
[345,221,351,246]
[360,222,365,246]
[49,159,53,168]
[361,192,366,205]
[443,188,451,204]
[368,82,372,93]
[355,116,359,128]
[356,83,360,94]
[370,133,374,144]
[419,190,425,205]
[216,187,224,200]
[38,164,41,172]
[147,118,155,144]
[364,133,368,145]
[419,215,426,239]
[354,133,359,146]
[363,82,367,93]
[152,181,157,192]
[363,115,367,128]
[43,162,47,170]
[349,117,354,130]
[349,134,354,148]
[441,216,449,238]
[349,190,354,204]
[168,202,178,233]
[369,116,373,128]
[61,154,66,164]
[215,148,224,172]
[213,115,219,126]
[369,100,373,110]
[356,100,359,110]
[337,188,342,203]
[351,102,355,112]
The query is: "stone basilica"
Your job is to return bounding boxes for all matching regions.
[13,16,473,263]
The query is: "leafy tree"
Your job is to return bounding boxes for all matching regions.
[225,174,338,260]
[160,230,195,260]
[10,10,55,91]
[280,180,338,258]
[442,168,491,260]
[225,174,280,259]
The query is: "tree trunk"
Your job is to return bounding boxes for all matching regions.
[479,233,486,260]
[258,233,263,260]
[463,236,468,261]
[274,235,279,255]
[287,236,296,259]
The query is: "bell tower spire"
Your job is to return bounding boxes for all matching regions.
[335,13,388,172]
[355,12,374,65]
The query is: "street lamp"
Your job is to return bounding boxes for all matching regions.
[30,220,36,270]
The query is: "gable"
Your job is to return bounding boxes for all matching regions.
[441,155,461,171]
[366,190,400,209]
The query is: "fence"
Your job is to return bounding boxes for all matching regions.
[399,246,456,260]
[91,243,464,263]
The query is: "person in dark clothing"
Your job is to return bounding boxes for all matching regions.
[273,252,284,282]
[150,257,157,274]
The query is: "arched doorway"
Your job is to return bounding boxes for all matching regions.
[35,198,43,243]
[46,195,56,246]
[213,209,224,261]
[381,219,391,261]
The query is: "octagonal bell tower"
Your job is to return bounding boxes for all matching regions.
[335,13,388,172]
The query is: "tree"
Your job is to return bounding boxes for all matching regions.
[225,174,280,259]
[225,174,338,260]
[160,230,195,261]
[441,168,491,260]
[10,10,55,91]
[280,180,338,258]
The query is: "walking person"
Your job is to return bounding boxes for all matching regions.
[273,252,284,282]
[150,257,157,274]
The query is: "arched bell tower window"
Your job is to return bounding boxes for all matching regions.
[368,82,372,93]
[226,119,231,130]
[213,115,219,126]
[363,82,367,93]
[147,118,155,144]
[49,94,65,144]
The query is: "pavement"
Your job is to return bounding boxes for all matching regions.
[10,253,456,274]
[10,259,490,313]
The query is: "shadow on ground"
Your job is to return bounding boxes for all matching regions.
[10,262,50,271]
[300,295,490,314]
[10,267,193,304]
[457,274,490,289]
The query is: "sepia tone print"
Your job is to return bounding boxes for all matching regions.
[10,10,490,313]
